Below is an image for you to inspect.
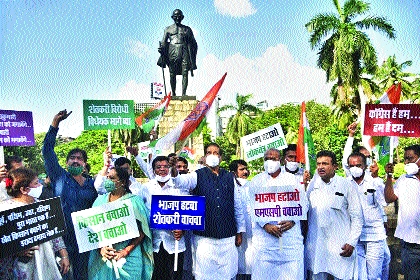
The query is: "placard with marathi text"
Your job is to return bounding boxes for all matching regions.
[0,197,66,258]
[71,199,139,253]
[241,123,288,161]
[0,109,35,146]
[250,185,307,223]
[83,100,135,130]
[150,195,205,231]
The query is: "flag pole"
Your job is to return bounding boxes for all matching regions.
[389,137,395,163]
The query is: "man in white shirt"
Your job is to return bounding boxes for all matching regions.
[346,152,389,279]
[172,143,245,280]
[306,150,363,280]
[146,155,188,280]
[384,144,420,280]
[229,159,252,280]
[248,148,308,280]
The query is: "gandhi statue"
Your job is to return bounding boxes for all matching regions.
[157,9,198,96]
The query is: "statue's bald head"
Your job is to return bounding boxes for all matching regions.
[172,9,184,22]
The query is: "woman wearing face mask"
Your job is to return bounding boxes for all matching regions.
[88,167,153,280]
[0,167,70,280]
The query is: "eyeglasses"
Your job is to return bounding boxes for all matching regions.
[155,165,170,170]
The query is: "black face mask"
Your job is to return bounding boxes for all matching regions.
[178,170,188,175]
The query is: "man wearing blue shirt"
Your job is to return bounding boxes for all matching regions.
[42,110,97,280]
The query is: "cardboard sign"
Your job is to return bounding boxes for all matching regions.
[250,185,307,222]
[364,104,420,137]
[241,123,288,161]
[0,197,66,258]
[0,110,35,146]
[71,199,139,253]
[83,100,135,130]
[150,195,205,231]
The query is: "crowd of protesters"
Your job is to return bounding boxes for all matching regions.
[0,110,419,280]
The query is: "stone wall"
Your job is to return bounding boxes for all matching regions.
[158,98,204,163]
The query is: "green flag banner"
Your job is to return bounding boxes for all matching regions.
[83,100,135,131]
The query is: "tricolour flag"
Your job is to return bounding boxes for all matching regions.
[135,94,171,133]
[151,73,227,151]
[364,83,401,164]
[375,82,401,104]
[178,147,196,163]
[296,102,316,174]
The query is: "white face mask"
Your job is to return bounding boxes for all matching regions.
[155,173,172,183]
[349,166,364,179]
[264,160,281,174]
[236,178,248,186]
[285,160,299,172]
[28,185,43,199]
[405,158,420,176]
[366,157,372,167]
[205,155,220,168]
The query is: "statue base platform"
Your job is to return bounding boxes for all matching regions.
[171,95,196,101]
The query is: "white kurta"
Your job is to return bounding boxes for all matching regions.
[393,174,420,244]
[236,178,253,275]
[305,175,363,280]
[145,178,188,253]
[248,171,308,280]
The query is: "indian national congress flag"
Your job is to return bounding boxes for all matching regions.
[151,73,227,151]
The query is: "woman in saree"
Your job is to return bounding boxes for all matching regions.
[0,167,70,280]
[88,167,153,280]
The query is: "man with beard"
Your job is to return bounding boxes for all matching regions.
[42,110,98,280]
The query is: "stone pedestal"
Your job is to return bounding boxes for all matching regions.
[158,97,204,163]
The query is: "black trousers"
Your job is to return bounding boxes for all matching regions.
[152,242,184,280]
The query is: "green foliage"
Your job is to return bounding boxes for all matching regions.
[373,55,420,103]
[4,132,47,174]
[306,0,395,122]
[218,93,262,157]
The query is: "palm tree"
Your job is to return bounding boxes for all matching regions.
[306,0,395,120]
[373,55,420,102]
[217,94,262,158]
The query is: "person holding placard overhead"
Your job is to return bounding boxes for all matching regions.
[88,167,153,280]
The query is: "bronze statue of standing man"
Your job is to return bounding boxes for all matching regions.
[158,9,198,96]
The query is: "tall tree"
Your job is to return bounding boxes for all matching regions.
[373,55,420,103]
[306,0,395,121]
[217,94,261,157]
